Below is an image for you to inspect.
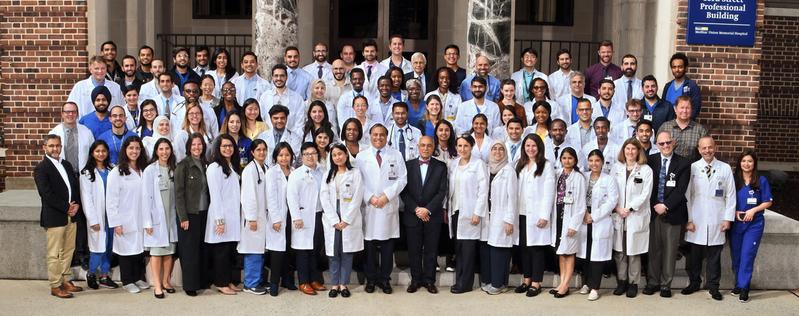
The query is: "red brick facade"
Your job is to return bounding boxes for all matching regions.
[675,0,765,163]
[0,1,88,187]
[756,14,799,163]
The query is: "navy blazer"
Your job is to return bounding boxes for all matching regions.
[401,157,448,226]
[647,152,690,225]
[33,157,81,228]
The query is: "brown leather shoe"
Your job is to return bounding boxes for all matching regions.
[299,283,317,295]
[63,281,83,292]
[51,286,73,298]
[310,281,327,291]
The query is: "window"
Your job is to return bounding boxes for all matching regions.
[193,0,252,19]
[516,0,574,26]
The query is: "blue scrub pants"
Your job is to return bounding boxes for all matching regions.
[730,213,764,290]
[243,254,265,288]
[88,226,114,275]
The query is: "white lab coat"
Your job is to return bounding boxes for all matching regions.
[543,137,582,172]
[685,158,736,246]
[265,165,291,251]
[556,94,597,124]
[591,100,627,127]
[237,161,268,254]
[258,88,307,134]
[454,99,501,135]
[566,122,596,153]
[336,91,384,130]
[49,123,95,171]
[172,130,212,162]
[448,157,488,240]
[470,133,493,162]
[386,123,422,161]
[357,61,389,98]
[230,74,272,105]
[79,168,108,253]
[169,101,219,141]
[581,139,622,174]
[553,169,587,255]
[204,162,241,243]
[522,99,561,126]
[141,162,178,248]
[511,69,548,104]
[286,165,323,250]
[105,167,145,256]
[139,80,179,104]
[256,129,302,168]
[518,160,556,246]
[425,90,462,122]
[320,168,365,256]
[152,93,186,119]
[611,162,653,255]
[356,147,408,241]
[67,78,124,117]
[487,165,518,248]
[577,172,619,261]
[612,76,644,107]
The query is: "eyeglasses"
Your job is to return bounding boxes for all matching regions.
[222,88,236,93]
[627,109,643,113]
[577,108,592,112]
[657,140,673,146]
[188,112,202,117]
[220,144,235,149]
[143,108,156,113]
[62,110,78,114]
[184,89,199,94]
[302,153,317,157]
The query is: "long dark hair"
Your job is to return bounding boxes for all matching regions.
[209,47,236,81]
[469,113,489,136]
[241,98,263,130]
[148,138,177,178]
[433,120,457,158]
[139,99,157,128]
[221,110,247,139]
[326,143,354,183]
[81,140,111,182]
[313,126,335,154]
[184,132,208,165]
[271,141,296,165]
[342,118,363,142]
[560,147,580,173]
[211,134,241,177]
[516,134,546,176]
[734,149,761,191]
[118,136,148,176]
[304,100,335,139]
[587,149,605,173]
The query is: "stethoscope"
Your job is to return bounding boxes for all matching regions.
[256,161,266,184]
[387,123,414,147]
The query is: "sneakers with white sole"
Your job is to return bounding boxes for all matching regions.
[486,286,503,295]
[579,285,590,294]
[123,283,141,293]
[588,290,600,301]
[135,280,150,290]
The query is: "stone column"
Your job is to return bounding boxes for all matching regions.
[253,0,299,76]
[466,0,513,78]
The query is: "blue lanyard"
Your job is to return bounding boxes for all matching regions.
[474,101,482,114]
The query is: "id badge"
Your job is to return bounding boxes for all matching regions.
[342,183,354,202]
[715,189,724,197]
[666,180,676,187]
[644,114,653,121]
[563,191,574,204]
[388,163,398,180]
[447,115,456,121]
[746,198,757,205]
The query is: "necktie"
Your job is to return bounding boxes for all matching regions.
[274,131,283,145]
[165,99,170,118]
[367,65,373,79]
[398,128,406,160]
[658,158,668,202]
[200,68,206,76]
[705,164,712,179]
[419,159,429,165]
[376,150,382,167]
[65,128,79,173]
[627,80,633,101]
[554,146,560,160]
[511,144,519,159]
[318,65,323,79]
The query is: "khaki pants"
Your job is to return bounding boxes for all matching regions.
[613,229,642,284]
[46,219,76,288]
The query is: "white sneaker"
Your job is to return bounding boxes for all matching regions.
[486,286,502,295]
[480,283,491,292]
[123,283,141,293]
[579,285,590,294]
[588,290,600,301]
[135,280,150,290]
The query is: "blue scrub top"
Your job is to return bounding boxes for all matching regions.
[736,175,772,212]
[79,113,113,139]
[664,81,684,106]
[407,100,426,127]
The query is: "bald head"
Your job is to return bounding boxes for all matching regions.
[331,59,346,81]
[475,55,491,77]
[698,136,716,162]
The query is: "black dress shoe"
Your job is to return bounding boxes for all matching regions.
[553,290,570,298]
[515,283,530,293]
[626,284,638,298]
[450,287,468,294]
[613,280,628,296]
[739,290,749,303]
[426,284,438,294]
[269,286,279,297]
[328,289,339,298]
[709,289,723,301]
[381,282,393,294]
[164,287,176,294]
[341,288,351,297]
[642,285,659,295]
[681,283,700,295]
[407,283,420,293]
[526,286,541,297]
[154,290,165,299]
[281,282,298,291]
[357,272,366,285]
[185,290,198,297]
[365,283,376,293]
[660,288,672,298]
[549,289,558,295]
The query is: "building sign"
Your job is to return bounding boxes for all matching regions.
[686,0,756,47]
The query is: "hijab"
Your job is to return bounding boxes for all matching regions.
[487,139,508,175]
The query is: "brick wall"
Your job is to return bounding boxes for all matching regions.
[0,1,88,186]
[755,14,799,162]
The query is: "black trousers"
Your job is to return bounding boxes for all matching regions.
[207,241,236,287]
[365,239,395,284]
[452,213,477,291]
[687,242,723,290]
[479,241,491,285]
[118,253,144,285]
[583,223,604,290]
[406,220,441,285]
[518,215,547,282]
[73,214,90,266]
[296,214,324,284]
[489,246,511,288]
[178,211,209,291]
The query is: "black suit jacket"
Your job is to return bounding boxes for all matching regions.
[404,72,435,94]
[33,157,81,228]
[647,152,690,225]
[401,158,448,226]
